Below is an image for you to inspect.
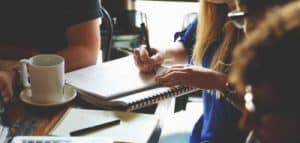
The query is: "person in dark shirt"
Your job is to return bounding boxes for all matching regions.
[0,0,102,102]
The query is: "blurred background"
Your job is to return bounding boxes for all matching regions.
[100,0,198,61]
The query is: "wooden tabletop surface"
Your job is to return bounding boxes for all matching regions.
[2,96,174,137]
[3,97,73,136]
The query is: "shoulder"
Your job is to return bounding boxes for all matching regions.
[64,0,102,27]
[69,0,101,9]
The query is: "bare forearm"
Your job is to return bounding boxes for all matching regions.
[62,18,100,72]
[162,42,188,64]
[57,46,99,72]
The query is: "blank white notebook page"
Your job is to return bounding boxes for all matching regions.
[65,56,157,99]
[50,108,159,143]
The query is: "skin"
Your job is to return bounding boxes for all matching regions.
[0,70,16,102]
[133,42,187,73]
[0,19,100,71]
[134,0,235,91]
[0,18,100,102]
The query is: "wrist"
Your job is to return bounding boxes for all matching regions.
[158,48,168,60]
[213,72,236,97]
[215,72,227,90]
[220,81,236,98]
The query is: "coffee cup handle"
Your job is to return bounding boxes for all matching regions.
[20,59,31,88]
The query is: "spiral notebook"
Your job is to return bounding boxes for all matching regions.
[66,56,200,111]
[79,86,199,111]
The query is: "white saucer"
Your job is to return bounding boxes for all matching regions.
[20,85,77,107]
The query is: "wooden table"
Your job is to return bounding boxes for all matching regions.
[3,97,72,136]
[3,95,175,141]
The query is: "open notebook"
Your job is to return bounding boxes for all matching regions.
[50,108,159,143]
[65,56,200,111]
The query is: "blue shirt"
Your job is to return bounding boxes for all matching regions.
[176,19,246,143]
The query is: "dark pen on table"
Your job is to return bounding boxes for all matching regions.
[70,119,120,136]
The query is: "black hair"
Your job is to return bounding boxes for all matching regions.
[230,1,300,107]
[240,0,292,13]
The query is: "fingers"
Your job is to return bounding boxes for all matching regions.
[155,66,195,87]
[137,46,162,62]
[134,48,153,72]
[0,81,13,103]
[163,66,191,74]
[155,66,170,76]
[133,46,163,72]
[1,88,13,103]
[155,65,217,88]
[170,64,188,69]
[155,70,186,87]
[0,71,14,103]
[134,46,150,61]
[133,49,143,67]
[139,47,150,62]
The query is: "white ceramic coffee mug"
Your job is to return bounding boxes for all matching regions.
[20,54,65,104]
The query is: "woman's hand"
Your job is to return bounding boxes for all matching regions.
[0,70,16,102]
[133,45,164,73]
[155,65,226,89]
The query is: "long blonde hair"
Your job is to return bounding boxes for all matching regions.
[193,0,241,72]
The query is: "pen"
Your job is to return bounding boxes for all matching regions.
[140,22,153,56]
[70,119,120,136]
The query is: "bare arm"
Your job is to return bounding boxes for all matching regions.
[59,18,100,72]
[134,41,188,72]
[155,64,244,112]
[0,18,100,72]
[162,41,188,63]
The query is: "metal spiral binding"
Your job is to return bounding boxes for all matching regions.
[127,86,195,111]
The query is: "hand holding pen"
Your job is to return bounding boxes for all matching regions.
[133,23,164,73]
[140,22,153,56]
[133,47,164,73]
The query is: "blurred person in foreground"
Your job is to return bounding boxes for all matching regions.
[229,1,300,143]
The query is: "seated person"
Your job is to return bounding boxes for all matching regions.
[0,0,102,102]
[229,1,300,143]
[222,0,296,110]
[135,0,248,142]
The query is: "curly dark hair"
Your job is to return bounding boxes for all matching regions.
[230,1,300,99]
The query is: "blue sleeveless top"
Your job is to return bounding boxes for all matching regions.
[176,19,246,143]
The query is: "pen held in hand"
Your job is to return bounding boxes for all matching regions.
[70,119,121,136]
[140,22,153,57]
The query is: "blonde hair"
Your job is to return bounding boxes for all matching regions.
[193,0,241,72]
